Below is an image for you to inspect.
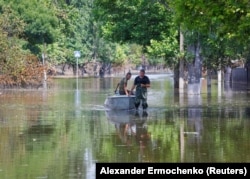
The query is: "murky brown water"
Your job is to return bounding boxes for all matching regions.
[0,74,250,179]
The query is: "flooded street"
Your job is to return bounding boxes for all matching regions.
[0,74,250,179]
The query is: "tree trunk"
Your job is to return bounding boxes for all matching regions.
[174,64,179,88]
[174,30,185,90]
[179,30,185,93]
[224,66,232,83]
[187,40,202,95]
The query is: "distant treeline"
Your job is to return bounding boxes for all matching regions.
[0,1,250,88]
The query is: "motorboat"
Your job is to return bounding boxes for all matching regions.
[104,94,135,110]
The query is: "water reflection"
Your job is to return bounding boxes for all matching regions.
[187,95,203,138]
[106,109,151,162]
[1,75,250,179]
[181,95,203,162]
[75,89,81,117]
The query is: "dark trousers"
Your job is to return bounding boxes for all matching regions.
[119,90,133,95]
[119,91,126,95]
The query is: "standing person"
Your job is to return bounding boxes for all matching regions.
[130,69,150,110]
[118,72,132,95]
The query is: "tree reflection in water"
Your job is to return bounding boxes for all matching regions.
[107,110,151,162]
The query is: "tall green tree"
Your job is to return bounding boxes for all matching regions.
[170,0,250,65]
[94,0,178,53]
[0,5,45,87]
[4,0,59,54]
[167,0,250,93]
[0,5,26,77]
[52,0,117,75]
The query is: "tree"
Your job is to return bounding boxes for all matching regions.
[0,5,45,88]
[51,0,118,76]
[169,0,250,92]
[94,0,177,51]
[170,0,250,67]
[4,0,59,54]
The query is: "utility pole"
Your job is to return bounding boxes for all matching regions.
[42,43,47,89]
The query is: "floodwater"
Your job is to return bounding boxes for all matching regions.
[0,74,250,179]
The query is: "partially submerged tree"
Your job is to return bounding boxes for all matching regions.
[170,0,250,92]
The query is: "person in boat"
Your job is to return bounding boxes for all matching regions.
[129,69,150,110]
[118,72,132,95]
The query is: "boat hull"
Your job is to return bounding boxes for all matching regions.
[104,95,135,110]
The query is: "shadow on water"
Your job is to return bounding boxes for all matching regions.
[26,123,55,135]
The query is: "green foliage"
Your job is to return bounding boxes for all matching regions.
[170,0,250,69]
[57,0,116,66]
[0,5,45,87]
[111,43,143,66]
[126,43,143,65]
[1,0,250,77]
[0,5,26,77]
[6,0,59,54]
[147,29,179,66]
[94,0,176,48]
[94,0,179,67]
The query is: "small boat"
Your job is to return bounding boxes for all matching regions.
[104,94,136,110]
